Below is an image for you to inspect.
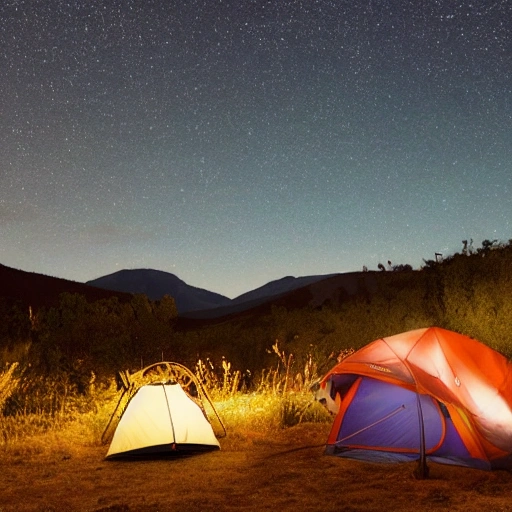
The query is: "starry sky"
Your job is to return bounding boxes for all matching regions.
[1,0,511,299]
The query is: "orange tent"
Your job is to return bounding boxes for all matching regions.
[319,327,512,470]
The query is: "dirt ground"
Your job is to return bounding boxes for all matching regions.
[2,423,512,512]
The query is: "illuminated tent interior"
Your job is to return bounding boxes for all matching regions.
[319,327,512,473]
[103,362,224,459]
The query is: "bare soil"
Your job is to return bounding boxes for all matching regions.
[2,423,512,512]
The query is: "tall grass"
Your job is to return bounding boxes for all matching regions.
[0,344,340,456]
[206,340,334,433]
[0,367,119,457]
[0,363,20,413]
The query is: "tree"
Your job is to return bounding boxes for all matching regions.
[392,264,413,272]
[480,239,498,253]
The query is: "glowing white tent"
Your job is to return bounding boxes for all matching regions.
[106,382,220,459]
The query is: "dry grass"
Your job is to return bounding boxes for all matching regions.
[0,363,20,412]
[2,422,512,512]
[2,352,512,511]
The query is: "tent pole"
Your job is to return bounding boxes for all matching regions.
[414,393,429,479]
[162,384,178,451]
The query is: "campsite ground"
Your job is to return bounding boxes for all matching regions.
[1,423,512,512]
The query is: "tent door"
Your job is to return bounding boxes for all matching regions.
[332,377,445,455]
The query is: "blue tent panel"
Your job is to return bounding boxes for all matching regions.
[333,378,443,452]
[326,376,491,469]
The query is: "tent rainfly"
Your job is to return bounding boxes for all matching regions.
[318,327,512,473]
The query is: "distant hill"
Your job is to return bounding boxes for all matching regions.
[86,269,232,314]
[3,243,512,382]
[87,270,345,318]
[182,274,343,320]
[231,274,340,305]
[179,271,380,324]
[0,263,132,310]
[0,262,377,321]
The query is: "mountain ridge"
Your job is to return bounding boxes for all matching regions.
[86,268,341,315]
[0,263,133,310]
[86,269,232,314]
[1,263,348,318]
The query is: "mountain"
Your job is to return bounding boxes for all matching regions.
[231,274,340,305]
[180,274,342,320]
[179,271,380,322]
[86,269,232,314]
[0,263,132,310]
[87,270,343,318]
[1,262,374,321]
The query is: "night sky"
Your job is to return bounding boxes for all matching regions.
[1,1,511,298]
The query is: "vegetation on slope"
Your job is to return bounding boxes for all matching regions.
[0,236,510,482]
[173,239,512,373]
[0,238,511,417]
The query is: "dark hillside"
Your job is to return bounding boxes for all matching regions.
[0,264,133,310]
[86,268,231,314]
[230,274,340,305]
[87,270,345,317]
[173,268,422,370]
[173,243,512,373]
[1,240,511,383]
[176,271,380,329]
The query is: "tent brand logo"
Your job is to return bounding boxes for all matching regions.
[368,363,392,373]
